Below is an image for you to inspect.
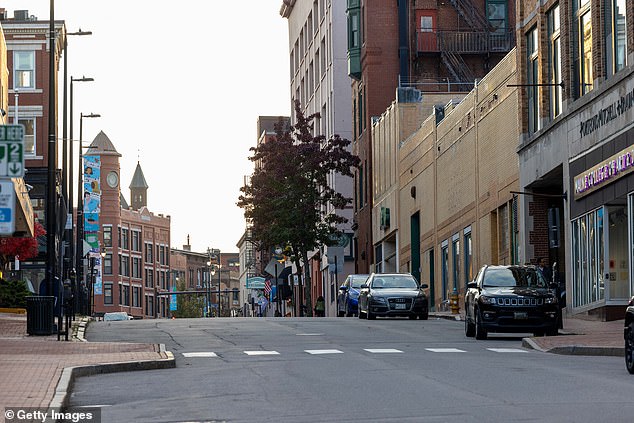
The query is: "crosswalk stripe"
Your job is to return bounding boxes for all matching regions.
[425,348,466,353]
[487,348,528,353]
[244,350,279,356]
[364,348,403,354]
[182,352,218,358]
[304,349,344,355]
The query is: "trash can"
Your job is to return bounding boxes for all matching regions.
[26,296,55,335]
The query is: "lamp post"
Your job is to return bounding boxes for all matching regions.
[75,112,100,304]
[68,76,94,314]
[209,249,221,317]
[206,257,212,317]
[45,0,57,296]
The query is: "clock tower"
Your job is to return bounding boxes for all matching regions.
[130,162,149,211]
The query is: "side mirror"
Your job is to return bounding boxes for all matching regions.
[467,281,477,289]
[360,283,369,289]
[420,284,428,289]
[339,285,349,292]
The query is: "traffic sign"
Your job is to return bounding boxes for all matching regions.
[0,125,25,177]
[0,179,16,235]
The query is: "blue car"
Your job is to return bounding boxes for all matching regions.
[337,274,369,317]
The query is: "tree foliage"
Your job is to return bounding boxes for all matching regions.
[0,222,46,272]
[238,100,360,315]
[171,278,204,318]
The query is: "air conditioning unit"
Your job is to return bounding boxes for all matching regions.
[14,10,29,20]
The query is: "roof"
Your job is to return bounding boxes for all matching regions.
[129,162,149,189]
[85,131,121,157]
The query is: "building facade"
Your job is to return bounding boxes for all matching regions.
[281,0,355,317]
[516,0,633,320]
[347,0,516,275]
[397,50,520,309]
[85,132,172,319]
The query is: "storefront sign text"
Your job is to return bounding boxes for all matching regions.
[574,145,634,199]
[579,87,634,138]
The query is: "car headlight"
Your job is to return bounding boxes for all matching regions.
[370,296,386,304]
[479,295,497,305]
[544,296,558,304]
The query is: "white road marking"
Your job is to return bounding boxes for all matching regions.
[304,349,344,355]
[296,333,324,336]
[244,350,280,356]
[487,348,528,353]
[364,348,403,354]
[182,352,218,358]
[425,348,466,353]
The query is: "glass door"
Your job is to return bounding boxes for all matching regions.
[606,205,629,302]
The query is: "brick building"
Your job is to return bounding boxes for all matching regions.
[2,10,65,282]
[86,131,171,319]
[347,0,516,274]
[515,0,633,319]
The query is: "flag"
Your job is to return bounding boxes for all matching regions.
[264,280,272,295]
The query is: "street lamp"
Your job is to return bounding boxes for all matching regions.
[206,257,212,317]
[75,112,100,302]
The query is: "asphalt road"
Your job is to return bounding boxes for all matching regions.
[70,317,633,423]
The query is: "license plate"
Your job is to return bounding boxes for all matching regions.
[394,303,406,310]
[514,312,528,319]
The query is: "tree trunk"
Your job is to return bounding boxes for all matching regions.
[301,249,313,317]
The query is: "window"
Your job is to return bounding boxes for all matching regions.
[19,119,35,155]
[606,0,627,75]
[133,286,140,308]
[132,257,141,278]
[121,228,129,250]
[348,10,360,49]
[145,242,153,263]
[119,255,130,277]
[527,26,540,134]
[122,285,130,306]
[576,1,593,95]
[548,4,563,118]
[572,207,605,307]
[358,164,364,208]
[145,268,154,288]
[104,283,113,305]
[103,226,112,247]
[146,295,154,316]
[103,253,113,275]
[464,227,473,286]
[14,51,34,89]
[132,230,141,252]
[487,0,507,32]
[452,235,460,290]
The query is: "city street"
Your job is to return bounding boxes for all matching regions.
[69,317,633,423]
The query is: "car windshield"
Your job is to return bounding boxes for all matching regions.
[371,276,418,289]
[350,275,369,288]
[483,267,547,288]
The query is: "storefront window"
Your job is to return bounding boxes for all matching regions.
[608,206,629,299]
[441,242,449,301]
[629,194,634,299]
[572,208,605,307]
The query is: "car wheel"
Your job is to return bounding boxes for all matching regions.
[337,309,345,317]
[626,322,634,375]
[358,308,365,319]
[367,310,376,320]
[474,309,487,340]
[409,314,417,320]
[345,303,353,317]
[465,314,476,337]
[420,309,429,320]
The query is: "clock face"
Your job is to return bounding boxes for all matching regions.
[106,171,119,188]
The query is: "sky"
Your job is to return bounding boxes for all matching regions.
[2,0,292,254]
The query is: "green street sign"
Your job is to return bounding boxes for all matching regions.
[0,125,25,178]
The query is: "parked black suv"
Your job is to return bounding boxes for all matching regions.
[625,296,634,374]
[465,265,560,340]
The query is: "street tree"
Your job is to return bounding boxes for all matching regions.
[238,100,359,315]
[0,221,46,273]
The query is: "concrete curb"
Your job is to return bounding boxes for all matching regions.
[49,345,175,410]
[521,337,624,356]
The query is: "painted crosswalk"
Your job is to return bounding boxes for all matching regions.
[181,346,532,358]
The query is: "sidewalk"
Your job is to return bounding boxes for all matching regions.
[0,312,174,419]
[431,311,625,356]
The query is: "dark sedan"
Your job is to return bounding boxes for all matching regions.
[358,273,429,320]
[465,265,560,339]
[625,296,634,374]
[337,274,369,317]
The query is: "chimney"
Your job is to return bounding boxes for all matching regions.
[14,10,30,20]
[0,9,7,20]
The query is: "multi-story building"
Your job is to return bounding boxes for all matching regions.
[515,0,633,320]
[281,0,354,317]
[86,131,171,319]
[347,0,516,275]
[2,9,65,282]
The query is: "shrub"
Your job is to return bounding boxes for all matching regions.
[0,279,32,308]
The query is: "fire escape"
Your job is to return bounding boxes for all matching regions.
[412,0,514,92]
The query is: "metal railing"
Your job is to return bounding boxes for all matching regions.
[398,75,475,93]
[416,30,514,54]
